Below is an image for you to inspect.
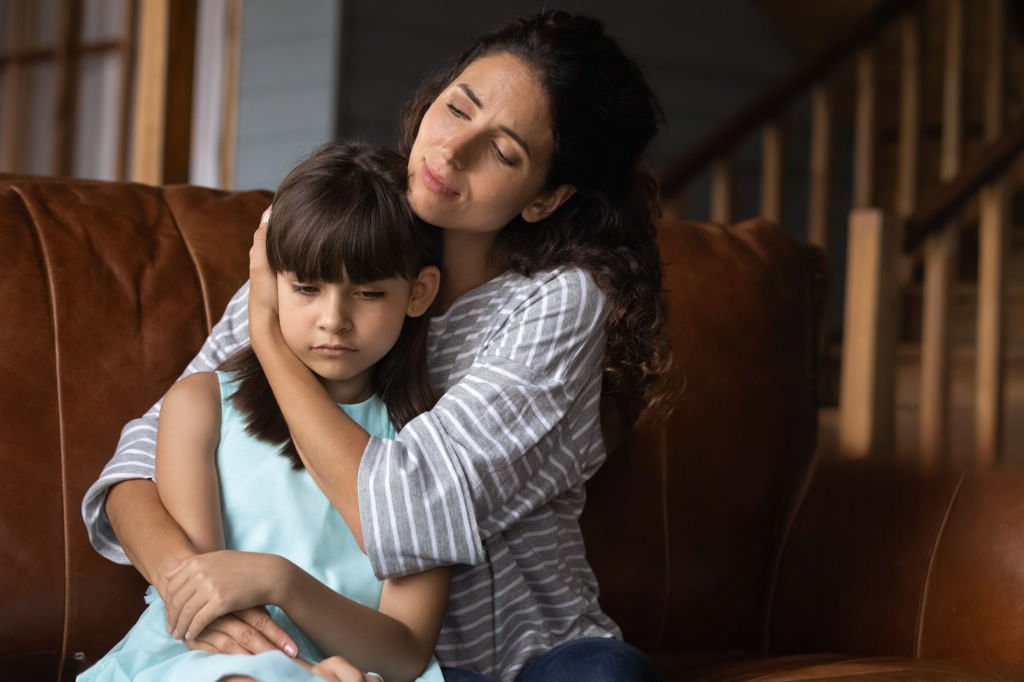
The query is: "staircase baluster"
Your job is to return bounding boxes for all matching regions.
[975,0,1009,466]
[760,120,785,223]
[2,0,32,173]
[840,209,899,459]
[896,10,921,220]
[807,85,832,251]
[710,156,736,224]
[919,0,964,468]
[853,47,876,208]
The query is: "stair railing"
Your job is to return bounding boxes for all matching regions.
[658,0,920,246]
[840,0,1021,466]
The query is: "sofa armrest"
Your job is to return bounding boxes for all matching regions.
[768,459,1024,670]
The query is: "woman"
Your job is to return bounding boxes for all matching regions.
[83,10,670,682]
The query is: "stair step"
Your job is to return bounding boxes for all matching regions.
[901,283,1024,347]
[818,393,1024,465]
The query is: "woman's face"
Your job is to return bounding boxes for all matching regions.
[407,52,566,234]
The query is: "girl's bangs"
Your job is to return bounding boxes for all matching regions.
[269,195,418,284]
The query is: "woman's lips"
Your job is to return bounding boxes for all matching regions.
[420,162,458,197]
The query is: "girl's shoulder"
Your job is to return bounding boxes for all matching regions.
[164,371,222,410]
[159,371,223,437]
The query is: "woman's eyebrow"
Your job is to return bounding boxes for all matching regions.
[458,83,483,108]
[457,83,531,158]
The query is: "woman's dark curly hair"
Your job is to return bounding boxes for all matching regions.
[400,10,671,422]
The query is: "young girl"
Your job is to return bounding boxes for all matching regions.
[80,141,446,682]
[85,10,669,681]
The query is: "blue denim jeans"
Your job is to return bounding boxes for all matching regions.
[441,637,662,682]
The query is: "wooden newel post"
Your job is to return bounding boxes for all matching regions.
[131,0,197,185]
[839,208,899,460]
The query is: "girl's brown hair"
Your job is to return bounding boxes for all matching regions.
[400,10,671,424]
[221,141,441,468]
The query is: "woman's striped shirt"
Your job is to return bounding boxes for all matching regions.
[82,266,620,681]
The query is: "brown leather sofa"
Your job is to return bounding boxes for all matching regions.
[2,175,1022,681]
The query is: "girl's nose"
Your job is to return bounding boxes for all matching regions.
[318,297,351,333]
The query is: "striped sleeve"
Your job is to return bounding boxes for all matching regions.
[81,282,253,563]
[358,269,610,578]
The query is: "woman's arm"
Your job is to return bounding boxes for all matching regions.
[246,222,369,547]
[249,216,610,579]
[249,312,369,546]
[166,550,450,682]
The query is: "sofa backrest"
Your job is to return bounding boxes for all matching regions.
[0,178,271,672]
[582,217,825,653]
[0,178,825,670]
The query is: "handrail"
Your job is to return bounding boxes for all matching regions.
[659,0,920,200]
[902,115,1024,252]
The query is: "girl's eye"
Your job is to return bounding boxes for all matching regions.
[291,284,319,295]
[355,290,385,299]
[446,102,468,119]
[492,142,516,167]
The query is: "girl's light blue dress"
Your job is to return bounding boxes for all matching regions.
[80,372,443,682]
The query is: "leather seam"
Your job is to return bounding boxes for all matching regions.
[164,191,214,333]
[17,185,72,681]
[761,242,826,651]
[762,449,820,650]
[915,468,967,657]
[655,423,671,645]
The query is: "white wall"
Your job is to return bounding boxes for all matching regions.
[337,0,795,218]
[231,0,341,190]
[226,0,794,201]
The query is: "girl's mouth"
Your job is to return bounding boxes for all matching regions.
[313,345,354,356]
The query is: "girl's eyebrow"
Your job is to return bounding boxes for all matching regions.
[457,83,531,158]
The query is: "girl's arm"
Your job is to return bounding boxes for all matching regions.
[83,282,252,563]
[95,283,297,656]
[154,372,302,657]
[154,371,224,554]
[166,550,450,682]
[281,564,450,681]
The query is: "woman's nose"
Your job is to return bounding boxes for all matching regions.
[439,128,476,170]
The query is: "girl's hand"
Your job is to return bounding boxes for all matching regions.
[182,607,299,658]
[249,207,279,332]
[308,655,384,682]
[164,550,290,642]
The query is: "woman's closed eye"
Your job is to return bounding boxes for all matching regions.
[492,142,516,166]
[447,102,468,119]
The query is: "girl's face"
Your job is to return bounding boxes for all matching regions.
[276,268,438,403]
[407,52,573,235]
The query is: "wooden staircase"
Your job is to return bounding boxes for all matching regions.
[659,0,1024,466]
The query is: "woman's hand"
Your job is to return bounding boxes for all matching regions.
[248,207,279,339]
[164,550,291,642]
